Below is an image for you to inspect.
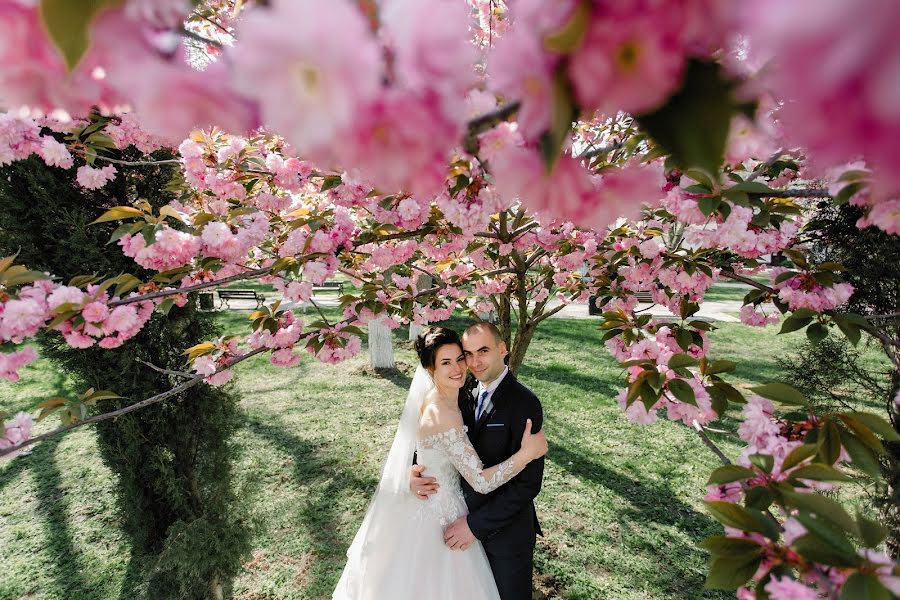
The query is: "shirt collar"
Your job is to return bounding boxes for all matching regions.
[474,366,509,398]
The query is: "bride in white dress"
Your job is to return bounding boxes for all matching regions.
[333,327,547,599]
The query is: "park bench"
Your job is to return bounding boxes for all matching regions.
[217,288,266,308]
[634,290,653,303]
[311,281,344,295]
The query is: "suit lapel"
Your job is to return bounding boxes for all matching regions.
[473,371,514,434]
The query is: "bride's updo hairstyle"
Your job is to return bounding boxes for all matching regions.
[415,326,462,371]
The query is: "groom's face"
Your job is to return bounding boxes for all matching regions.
[461,327,507,385]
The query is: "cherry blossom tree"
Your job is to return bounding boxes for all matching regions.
[1,0,899,597]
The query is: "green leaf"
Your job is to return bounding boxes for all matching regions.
[542,0,590,53]
[788,464,852,483]
[156,298,175,316]
[698,196,722,216]
[668,378,697,406]
[749,383,807,406]
[667,353,699,369]
[729,181,777,195]
[806,322,829,344]
[817,420,842,465]
[700,536,763,558]
[704,555,763,590]
[779,314,813,334]
[744,486,774,511]
[706,360,736,375]
[319,175,343,192]
[637,60,745,179]
[840,573,890,600]
[703,501,779,539]
[782,248,808,269]
[707,465,756,485]
[832,315,862,346]
[39,0,121,71]
[748,453,774,474]
[780,490,857,536]
[90,206,145,225]
[845,412,900,442]
[675,328,694,351]
[838,414,887,454]
[834,181,865,206]
[839,430,882,479]
[856,513,889,549]
[538,69,576,171]
[781,443,817,471]
[793,516,862,567]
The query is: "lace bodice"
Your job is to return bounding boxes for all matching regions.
[418,426,520,494]
[413,402,527,528]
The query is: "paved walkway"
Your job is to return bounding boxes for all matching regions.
[215,295,744,322]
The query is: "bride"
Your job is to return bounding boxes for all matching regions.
[333,326,548,599]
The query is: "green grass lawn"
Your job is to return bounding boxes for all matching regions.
[702,284,753,303]
[0,316,886,600]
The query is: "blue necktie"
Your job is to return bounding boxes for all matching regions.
[476,390,489,421]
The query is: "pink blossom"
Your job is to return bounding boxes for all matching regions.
[336,89,462,198]
[743,0,900,198]
[46,285,86,310]
[271,348,301,367]
[82,301,110,323]
[763,576,819,600]
[0,113,41,165]
[0,346,39,382]
[773,271,854,312]
[381,0,476,105]
[117,60,258,142]
[782,518,807,545]
[230,0,381,154]
[705,482,743,503]
[569,4,686,116]
[124,0,190,29]
[488,28,556,140]
[119,227,201,271]
[1,411,34,457]
[856,198,900,235]
[740,304,780,327]
[0,297,48,343]
[76,165,117,190]
[37,136,73,169]
[275,280,314,303]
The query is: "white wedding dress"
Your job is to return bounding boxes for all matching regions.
[333,368,522,599]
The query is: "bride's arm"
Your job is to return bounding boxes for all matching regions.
[419,405,546,494]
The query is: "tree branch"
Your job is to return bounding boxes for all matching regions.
[108,266,273,307]
[135,359,194,379]
[72,150,182,167]
[692,420,732,465]
[1,347,269,459]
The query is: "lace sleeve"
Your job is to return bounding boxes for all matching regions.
[420,426,527,494]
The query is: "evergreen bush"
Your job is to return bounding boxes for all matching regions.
[0,149,251,598]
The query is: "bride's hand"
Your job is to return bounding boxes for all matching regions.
[520,419,547,461]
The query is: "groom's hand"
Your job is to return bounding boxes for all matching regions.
[409,465,439,500]
[444,516,476,550]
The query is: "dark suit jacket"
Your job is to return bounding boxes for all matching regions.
[458,371,544,556]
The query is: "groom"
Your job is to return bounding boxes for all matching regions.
[411,322,545,599]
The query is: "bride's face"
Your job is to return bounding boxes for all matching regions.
[431,343,466,390]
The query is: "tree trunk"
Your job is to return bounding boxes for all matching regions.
[507,323,537,375]
[368,317,395,369]
[408,323,422,341]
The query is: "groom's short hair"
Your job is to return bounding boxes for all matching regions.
[465,321,502,344]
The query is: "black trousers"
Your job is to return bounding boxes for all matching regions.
[485,547,534,600]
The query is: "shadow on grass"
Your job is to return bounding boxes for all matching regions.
[240,413,379,595]
[1,436,101,599]
[519,362,620,401]
[545,426,726,598]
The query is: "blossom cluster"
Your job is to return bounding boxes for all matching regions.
[0,412,33,458]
